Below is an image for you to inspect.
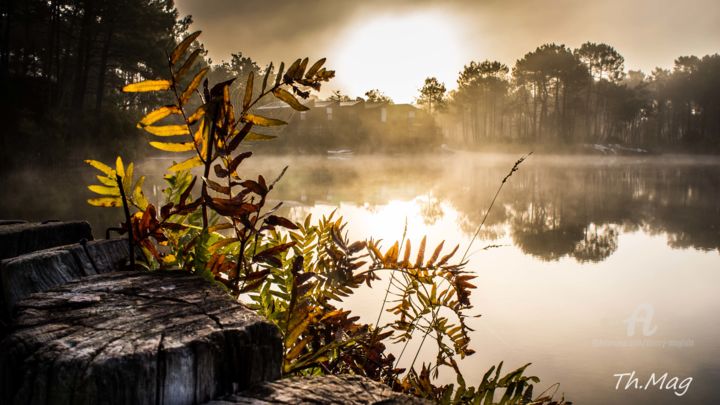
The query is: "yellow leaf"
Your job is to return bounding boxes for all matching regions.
[149,141,195,152]
[143,125,190,136]
[122,80,171,92]
[138,106,181,127]
[286,336,312,360]
[274,61,285,87]
[85,159,114,176]
[194,119,208,159]
[88,185,120,196]
[285,316,310,349]
[285,59,301,80]
[170,31,201,65]
[133,176,149,210]
[115,156,125,178]
[174,48,202,80]
[123,162,134,192]
[87,197,122,207]
[243,114,287,127]
[162,254,177,264]
[181,67,209,104]
[96,175,116,187]
[245,132,277,141]
[305,58,326,79]
[273,88,309,111]
[383,241,399,264]
[187,104,206,125]
[169,156,203,172]
[426,241,445,267]
[243,71,254,110]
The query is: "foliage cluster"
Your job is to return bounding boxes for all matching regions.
[422,42,720,150]
[85,32,568,404]
[0,0,187,167]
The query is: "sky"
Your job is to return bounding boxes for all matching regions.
[175,0,720,104]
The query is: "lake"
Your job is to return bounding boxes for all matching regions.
[2,153,719,404]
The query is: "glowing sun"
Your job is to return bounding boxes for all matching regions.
[330,11,466,104]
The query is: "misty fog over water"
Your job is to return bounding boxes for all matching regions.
[2,153,719,403]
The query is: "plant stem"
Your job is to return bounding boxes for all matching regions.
[406,152,532,372]
[201,102,220,229]
[116,174,135,270]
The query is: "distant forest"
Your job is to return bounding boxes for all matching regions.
[1,0,719,167]
[434,44,720,153]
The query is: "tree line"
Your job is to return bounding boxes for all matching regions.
[0,0,190,166]
[419,43,720,152]
[3,1,719,161]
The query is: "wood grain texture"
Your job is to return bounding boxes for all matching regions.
[207,374,432,405]
[0,271,282,405]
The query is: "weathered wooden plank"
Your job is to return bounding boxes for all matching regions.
[206,374,432,405]
[0,221,93,260]
[0,271,282,405]
[0,239,133,318]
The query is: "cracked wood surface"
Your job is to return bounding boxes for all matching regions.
[0,238,136,319]
[0,271,282,405]
[206,374,432,405]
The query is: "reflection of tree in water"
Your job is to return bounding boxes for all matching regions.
[418,196,444,225]
[255,155,720,262]
[458,216,505,240]
[572,223,619,263]
[510,201,585,261]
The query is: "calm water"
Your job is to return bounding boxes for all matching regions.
[2,153,720,404]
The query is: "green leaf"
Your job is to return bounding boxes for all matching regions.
[170,30,201,65]
[273,88,309,111]
[123,80,171,92]
[138,105,181,127]
[149,141,195,152]
[143,125,190,137]
[243,114,287,127]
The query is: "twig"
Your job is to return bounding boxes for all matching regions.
[116,174,135,270]
[407,152,532,372]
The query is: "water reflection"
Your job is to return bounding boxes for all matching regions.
[246,154,720,262]
[2,154,718,262]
